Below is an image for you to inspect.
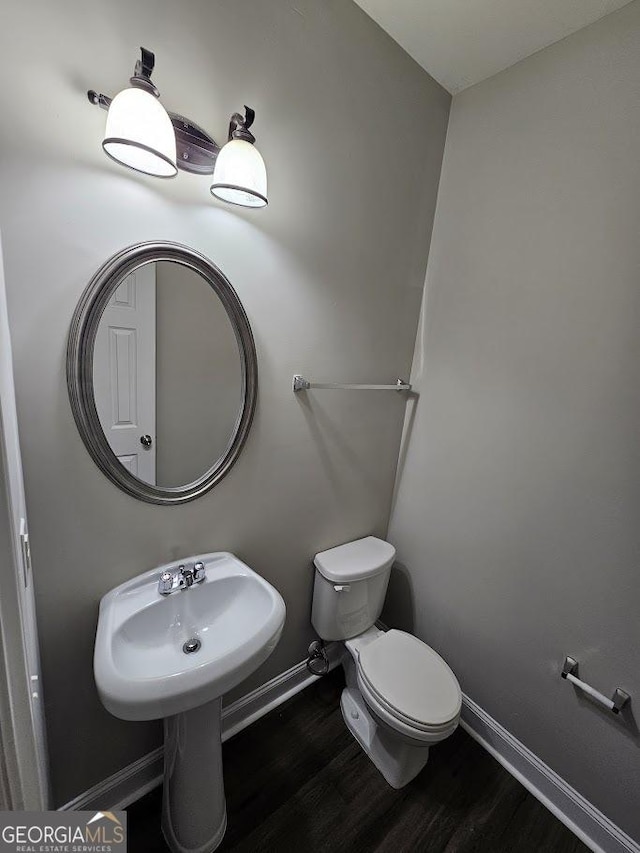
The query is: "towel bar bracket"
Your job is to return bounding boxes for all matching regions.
[612,689,631,715]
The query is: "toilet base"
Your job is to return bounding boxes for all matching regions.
[340,686,430,789]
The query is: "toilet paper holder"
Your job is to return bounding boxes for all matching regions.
[561,656,630,715]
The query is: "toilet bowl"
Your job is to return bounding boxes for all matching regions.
[311,537,461,788]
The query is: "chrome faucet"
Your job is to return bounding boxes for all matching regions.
[158,561,206,595]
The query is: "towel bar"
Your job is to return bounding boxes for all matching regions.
[561,657,629,715]
[292,375,411,393]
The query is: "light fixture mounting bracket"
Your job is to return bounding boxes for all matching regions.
[130,47,159,97]
[229,106,256,144]
[170,113,221,174]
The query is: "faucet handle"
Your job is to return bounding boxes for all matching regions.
[193,561,206,583]
[159,570,175,595]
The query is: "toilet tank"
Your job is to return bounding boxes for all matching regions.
[311,537,396,640]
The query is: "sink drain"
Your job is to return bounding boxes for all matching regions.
[183,638,201,655]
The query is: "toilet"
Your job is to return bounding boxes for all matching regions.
[311,536,461,789]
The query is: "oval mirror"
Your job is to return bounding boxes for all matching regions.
[67,242,257,504]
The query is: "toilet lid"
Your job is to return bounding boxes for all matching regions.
[358,630,461,727]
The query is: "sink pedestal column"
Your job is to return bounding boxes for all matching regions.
[162,697,226,853]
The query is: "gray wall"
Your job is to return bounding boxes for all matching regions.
[155,261,242,487]
[0,0,450,805]
[388,2,640,840]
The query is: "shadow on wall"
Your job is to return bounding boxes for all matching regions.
[565,679,640,747]
[294,392,386,498]
[389,390,420,516]
[381,561,416,634]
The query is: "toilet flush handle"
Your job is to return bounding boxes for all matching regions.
[333,584,351,592]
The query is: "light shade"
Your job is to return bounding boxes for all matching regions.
[103,87,177,178]
[210,140,268,208]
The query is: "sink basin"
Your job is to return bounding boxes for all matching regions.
[95,552,286,721]
[94,551,286,853]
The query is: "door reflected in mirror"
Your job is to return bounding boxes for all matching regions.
[93,261,243,489]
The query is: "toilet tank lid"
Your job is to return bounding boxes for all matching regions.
[313,536,396,582]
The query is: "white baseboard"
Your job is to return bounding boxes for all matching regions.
[219,643,341,742]
[461,695,639,853]
[60,747,165,813]
[60,644,340,812]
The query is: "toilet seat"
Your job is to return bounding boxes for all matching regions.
[356,630,461,738]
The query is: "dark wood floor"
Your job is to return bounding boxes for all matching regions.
[127,669,588,852]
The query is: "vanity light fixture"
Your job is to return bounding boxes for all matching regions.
[88,47,268,207]
[210,107,268,208]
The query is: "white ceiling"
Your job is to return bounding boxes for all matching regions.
[352,0,634,93]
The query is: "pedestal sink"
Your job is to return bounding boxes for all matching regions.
[94,552,286,853]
